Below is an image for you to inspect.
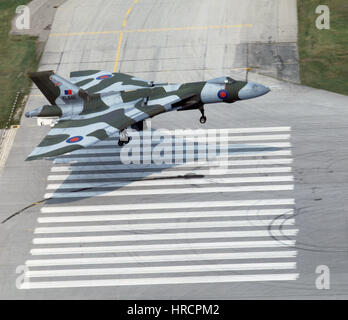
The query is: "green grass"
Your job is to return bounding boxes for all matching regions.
[298,0,348,95]
[0,0,39,128]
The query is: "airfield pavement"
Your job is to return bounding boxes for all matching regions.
[1,0,348,299]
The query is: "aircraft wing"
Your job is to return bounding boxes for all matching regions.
[70,70,154,94]
[25,95,181,161]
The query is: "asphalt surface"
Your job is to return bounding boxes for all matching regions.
[1,0,348,299]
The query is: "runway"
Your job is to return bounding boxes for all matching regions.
[22,127,299,291]
[1,0,348,299]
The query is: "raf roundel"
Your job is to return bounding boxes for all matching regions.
[66,136,83,144]
[96,74,113,80]
[217,89,228,100]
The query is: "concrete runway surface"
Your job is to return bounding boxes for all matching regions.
[1,0,348,299]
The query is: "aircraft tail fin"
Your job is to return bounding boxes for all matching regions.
[28,71,88,105]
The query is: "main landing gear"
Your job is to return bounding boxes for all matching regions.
[118,129,131,146]
[199,107,207,124]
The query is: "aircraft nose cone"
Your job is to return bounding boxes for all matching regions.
[238,82,270,100]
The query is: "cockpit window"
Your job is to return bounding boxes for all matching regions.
[225,77,236,84]
[208,76,236,85]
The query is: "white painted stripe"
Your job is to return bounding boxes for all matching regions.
[167,127,291,134]
[25,251,298,267]
[51,160,221,172]
[53,150,292,164]
[51,158,293,172]
[25,262,297,277]
[44,185,294,199]
[46,176,294,190]
[30,240,296,255]
[20,273,299,289]
[34,219,295,234]
[38,208,293,224]
[72,134,291,154]
[96,127,292,139]
[41,199,295,213]
[58,142,291,157]
[33,229,298,244]
[47,167,292,181]
[200,134,290,142]
[156,133,292,141]
[97,133,292,145]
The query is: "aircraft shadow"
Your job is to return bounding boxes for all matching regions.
[45,129,285,205]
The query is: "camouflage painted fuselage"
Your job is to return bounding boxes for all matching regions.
[25,70,270,160]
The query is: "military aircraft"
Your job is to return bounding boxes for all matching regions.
[25,70,270,160]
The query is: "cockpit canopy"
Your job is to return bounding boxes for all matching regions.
[207,76,236,85]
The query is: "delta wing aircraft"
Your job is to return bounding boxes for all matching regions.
[25,70,270,160]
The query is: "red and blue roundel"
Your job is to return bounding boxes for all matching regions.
[66,136,83,144]
[96,74,112,80]
[217,89,228,99]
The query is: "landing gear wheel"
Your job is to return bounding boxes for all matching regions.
[118,137,131,146]
[118,129,131,146]
[198,106,206,124]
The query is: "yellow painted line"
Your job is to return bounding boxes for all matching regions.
[113,32,124,72]
[113,0,139,72]
[50,24,253,38]
[125,24,253,33]
[50,30,121,37]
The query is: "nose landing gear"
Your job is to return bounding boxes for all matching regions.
[199,107,206,124]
